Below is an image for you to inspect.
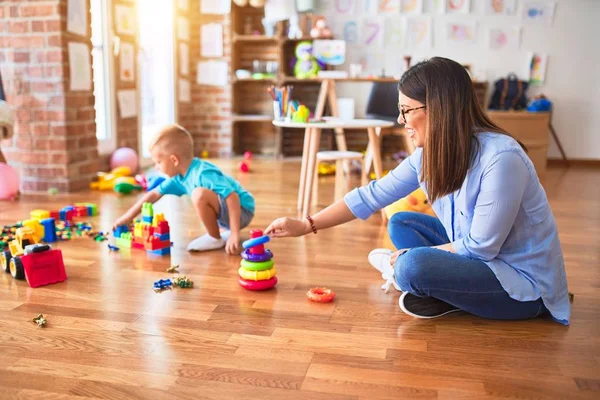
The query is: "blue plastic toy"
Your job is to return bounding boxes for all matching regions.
[108,244,119,252]
[242,235,270,249]
[153,278,172,291]
[527,96,552,112]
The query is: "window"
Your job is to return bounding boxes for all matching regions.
[91,0,116,155]
[138,0,176,160]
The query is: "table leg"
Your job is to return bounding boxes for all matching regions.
[367,127,387,221]
[302,128,321,218]
[314,80,329,119]
[297,127,313,211]
[367,127,383,180]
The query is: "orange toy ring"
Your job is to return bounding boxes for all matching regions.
[307,287,336,303]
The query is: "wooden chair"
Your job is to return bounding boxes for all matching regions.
[312,150,365,205]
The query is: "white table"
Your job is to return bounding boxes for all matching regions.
[273,118,394,218]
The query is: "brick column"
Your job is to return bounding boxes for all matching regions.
[189,3,232,158]
[0,0,97,193]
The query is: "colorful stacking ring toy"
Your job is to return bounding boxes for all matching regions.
[307,287,336,303]
[240,259,274,271]
[238,266,277,281]
[241,248,273,262]
[242,235,270,249]
[238,276,278,291]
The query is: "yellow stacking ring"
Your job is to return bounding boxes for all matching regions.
[238,266,277,281]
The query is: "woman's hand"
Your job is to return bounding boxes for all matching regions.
[390,248,410,266]
[265,217,311,238]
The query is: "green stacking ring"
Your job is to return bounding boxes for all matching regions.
[241,259,274,271]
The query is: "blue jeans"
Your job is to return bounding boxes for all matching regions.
[388,212,547,320]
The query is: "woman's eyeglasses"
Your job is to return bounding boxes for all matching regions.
[398,105,426,123]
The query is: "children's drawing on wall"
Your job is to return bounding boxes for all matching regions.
[338,20,360,44]
[385,17,405,47]
[313,40,346,66]
[446,0,470,14]
[522,1,556,26]
[68,42,92,91]
[446,21,477,44]
[177,17,189,41]
[179,43,189,76]
[528,53,548,85]
[400,0,423,15]
[326,0,357,14]
[405,17,432,48]
[67,0,87,36]
[362,18,384,47]
[178,79,191,103]
[177,0,189,11]
[115,5,136,36]
[427,0,446,14]
[378,0,400,14]
[119,42,135,82]
[489,27,520,50]
[484,0,517,15]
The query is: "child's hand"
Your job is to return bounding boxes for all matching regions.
[113,215,132,231]
[225,232,241,255]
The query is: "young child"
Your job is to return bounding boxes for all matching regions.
[113,124,255,254]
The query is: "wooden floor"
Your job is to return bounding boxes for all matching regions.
[0,159,599,400]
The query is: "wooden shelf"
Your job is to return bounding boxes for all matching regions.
[232,78,277,83]
[232,114,274,122]
[281,37,314,43]
[233,34,279,43]
[281,76,323,83]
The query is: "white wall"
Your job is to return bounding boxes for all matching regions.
[317,0,600,160]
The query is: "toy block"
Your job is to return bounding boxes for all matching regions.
[142,224,155,238]
[132,242,145,249]
[133,222,143,238]
[152,213,165,227]
[59,209,74,221]
[41,218,57,243]
[74,206,88,217]
[113,225,129,238]
[50,211,59,220]
[87,204,98,216]
[145,236,170,250]
[147,247,171,256]
[31,210,50,221]
[142,216,153,224]
[116,236,132,248]
[154,232,170,241]
[155,221,170,234]
[142,203,154,218]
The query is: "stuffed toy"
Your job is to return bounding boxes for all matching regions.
[384,187,436,220]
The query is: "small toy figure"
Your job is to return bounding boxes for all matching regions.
[173,276,193,288]
[167,265,179,273]
[310,17,333,39]
[153,279,173,292]
[293,41,320,79]
[108,244,119,252]
[32,314,47,327]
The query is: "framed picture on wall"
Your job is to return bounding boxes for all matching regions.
[119,42,135,82]
[115,5,136,36]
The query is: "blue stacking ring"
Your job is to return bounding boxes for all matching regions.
[242,235,270,249]
[241,248,273,262]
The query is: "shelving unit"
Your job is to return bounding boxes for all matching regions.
[230,3,326,157]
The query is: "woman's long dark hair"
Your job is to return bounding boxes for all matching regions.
[399,57,523,202]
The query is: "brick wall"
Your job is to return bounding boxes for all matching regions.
[190,3,232,158]
[0,0,97,193]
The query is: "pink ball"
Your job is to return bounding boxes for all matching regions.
[0,163,19,200]
[243,151,253,160]
[110,147,138,174]
[239,161,249,173]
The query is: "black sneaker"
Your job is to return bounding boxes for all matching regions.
[399,292,461,319]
